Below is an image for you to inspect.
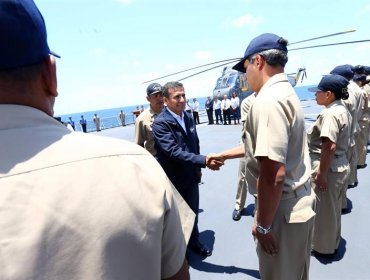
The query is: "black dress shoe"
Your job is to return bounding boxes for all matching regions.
[232,209,242,221]
[311,249,337,259]
[357,164,367,169]
[189,243,212,257]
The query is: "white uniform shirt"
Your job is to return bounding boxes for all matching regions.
[221,98,231,110]
[230,97,240,110]
[192,101,200,112]
[0,105,194,280]
[213,99,222,110]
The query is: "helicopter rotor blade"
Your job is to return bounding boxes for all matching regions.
[142,58,241,84]
[178,61,237,82]
[142,31,365,83]
[288,30,356,45]
[289,39,370,51]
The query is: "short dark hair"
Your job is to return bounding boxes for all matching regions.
[162,81,184,98]
[0,62,45,84]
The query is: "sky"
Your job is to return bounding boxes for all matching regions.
[36,0,370,115]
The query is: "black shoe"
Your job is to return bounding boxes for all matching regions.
[311,249,337,259]
[189,243,212,257]
[348,184,357,189]
[232,209,242,221]
[357,164,367,169]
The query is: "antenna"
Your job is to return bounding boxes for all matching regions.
[288,30,356,45]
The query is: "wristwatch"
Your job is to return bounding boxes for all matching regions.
[256,224,272,235]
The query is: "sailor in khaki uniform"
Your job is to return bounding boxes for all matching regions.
[353,74,369,168]
[134,83,164,157]
[232,93,256,221]
[330,65,360,211]
[307,75,351,257]
[0,2,194,279]
[221,33,316,280]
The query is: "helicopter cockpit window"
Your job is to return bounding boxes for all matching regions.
[226,75,237,86]
[216,77,223,87]
[222,77,228,86]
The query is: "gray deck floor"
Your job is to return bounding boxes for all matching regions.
[95,100,370,280]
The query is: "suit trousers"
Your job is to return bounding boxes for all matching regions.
[179,183,200,247]
[206,109,214,124]
[215,109,223,124]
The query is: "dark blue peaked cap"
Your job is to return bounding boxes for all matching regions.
[0,0,59,70]
[308,74,349,95]
[232,33,288,73]
[146,83,162,96]
[330,65,354,80]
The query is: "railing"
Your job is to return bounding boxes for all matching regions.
[74,110,208,133]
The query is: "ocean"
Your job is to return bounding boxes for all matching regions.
[58,85,315,132]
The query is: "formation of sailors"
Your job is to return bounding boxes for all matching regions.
[135,61,370,279]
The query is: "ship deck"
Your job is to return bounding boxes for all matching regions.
[96,99,369,280]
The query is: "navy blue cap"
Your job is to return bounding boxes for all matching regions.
[330,65,354,80]
[308,74,349,95]
[146,83,162,96]
[0,0,60,70]
[364,66,370,75]
[353,74,367,82]
[353,65,365,74]
[232,33,288,73]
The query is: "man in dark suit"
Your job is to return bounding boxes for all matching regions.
[205,96,214,125]
[153,81,222,257]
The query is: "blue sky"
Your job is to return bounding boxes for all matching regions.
[36,0,370,115]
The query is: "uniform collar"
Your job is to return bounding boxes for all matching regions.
[257,73,288,97]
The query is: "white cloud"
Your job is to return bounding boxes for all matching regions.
[114,0,132,4]
[194,51,212,60]
[226,14,263,28]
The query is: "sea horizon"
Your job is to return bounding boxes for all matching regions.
[57,84,315,132]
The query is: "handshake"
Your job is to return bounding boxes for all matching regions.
[206,153,225,171]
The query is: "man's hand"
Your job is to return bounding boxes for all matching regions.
[206,153,224,170]
[252,224,279,256]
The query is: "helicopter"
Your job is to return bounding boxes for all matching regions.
[143,30,370,102]
[212,66,306,101]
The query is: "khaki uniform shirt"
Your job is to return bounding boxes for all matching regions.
[307,100,351,170]
[344,81,362,140]
[0,105,194,280]
[134,107,158,156]
[244,73,311,193]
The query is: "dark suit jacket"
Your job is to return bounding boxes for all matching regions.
[152,108,206,194]
[205,99,213,111]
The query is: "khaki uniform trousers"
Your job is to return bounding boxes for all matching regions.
[234,157,248,211]
[357,118,369,166]
[342,145,356,209]
[348,143,358,185]
[255,183,316,280]
[311,160,349,254]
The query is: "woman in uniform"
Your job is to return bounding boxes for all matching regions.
[307,74,352,258]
